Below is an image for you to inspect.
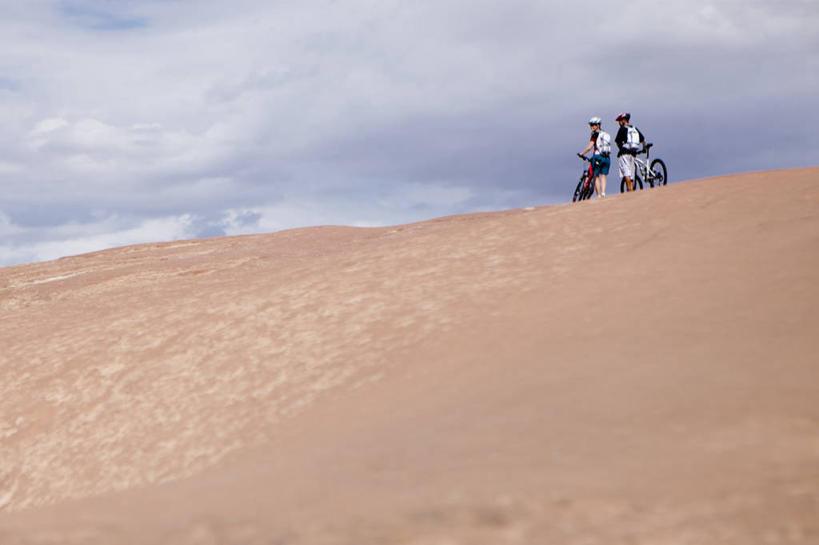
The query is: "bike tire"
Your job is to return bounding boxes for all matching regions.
[619,176,643,193]
[649,159,668,187]
[572,176,586,202]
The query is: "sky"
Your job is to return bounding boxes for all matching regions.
[1,0,817,266]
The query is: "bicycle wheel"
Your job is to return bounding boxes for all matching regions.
[649,159,668,187]
[620,176,643,193]
[572,175,586,202]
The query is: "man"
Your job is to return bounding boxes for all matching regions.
[579,116,611,197]
[614,112,645,192]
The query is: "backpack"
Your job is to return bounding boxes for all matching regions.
[596,131,611,155]
[624,126,641,151]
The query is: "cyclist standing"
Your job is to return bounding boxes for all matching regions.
[579,116,611,197]
[614,112,645,192]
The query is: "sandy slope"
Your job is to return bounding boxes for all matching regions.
[0,168,817,544]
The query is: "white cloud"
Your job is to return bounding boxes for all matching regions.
[23,116,239,186]
[30,117,69,135]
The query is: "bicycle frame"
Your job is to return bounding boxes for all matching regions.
[635,155,650,185]
[584,159,594,188]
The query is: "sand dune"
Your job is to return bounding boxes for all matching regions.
[1,168,818,544]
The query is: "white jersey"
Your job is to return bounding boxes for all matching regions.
[595,131,611,155]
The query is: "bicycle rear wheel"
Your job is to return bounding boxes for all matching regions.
[620,176,643,193]
[649,159,668,187]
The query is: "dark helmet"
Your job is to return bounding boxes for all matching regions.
[615,112,631,122]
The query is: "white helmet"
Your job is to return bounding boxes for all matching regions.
[588,116,602,126]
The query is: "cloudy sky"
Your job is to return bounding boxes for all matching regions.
[0,0,817,266]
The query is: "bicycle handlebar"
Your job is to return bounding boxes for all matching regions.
[577,153,590,161]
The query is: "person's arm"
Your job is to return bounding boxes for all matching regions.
[579,139,594,156]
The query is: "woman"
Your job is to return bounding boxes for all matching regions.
[579,116,611,197]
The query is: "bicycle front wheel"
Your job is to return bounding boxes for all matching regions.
[572,176,585,202]
[649,159,668,187]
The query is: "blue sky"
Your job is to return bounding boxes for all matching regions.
[59,1,148,30]
[1,0,817,266]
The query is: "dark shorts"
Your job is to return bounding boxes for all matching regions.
[592,154,610,176]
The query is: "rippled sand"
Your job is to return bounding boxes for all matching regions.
[1,168,818,544]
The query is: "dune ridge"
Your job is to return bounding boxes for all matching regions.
[1,168,818,544]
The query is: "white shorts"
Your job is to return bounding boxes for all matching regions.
[618,154,636,178]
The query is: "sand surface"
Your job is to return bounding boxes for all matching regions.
[1,168,818,544]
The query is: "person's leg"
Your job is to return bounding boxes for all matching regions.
[599,156,609,196]
[618,155,633,191]
[624,155,635,191]
[591,156,602,196]
[592,159,600,196]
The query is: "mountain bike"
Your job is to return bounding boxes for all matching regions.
[572,154,597,202]
[619,143,668,192]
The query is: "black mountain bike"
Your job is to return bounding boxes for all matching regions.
[572,154,597,202]
[619,143,668,192]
